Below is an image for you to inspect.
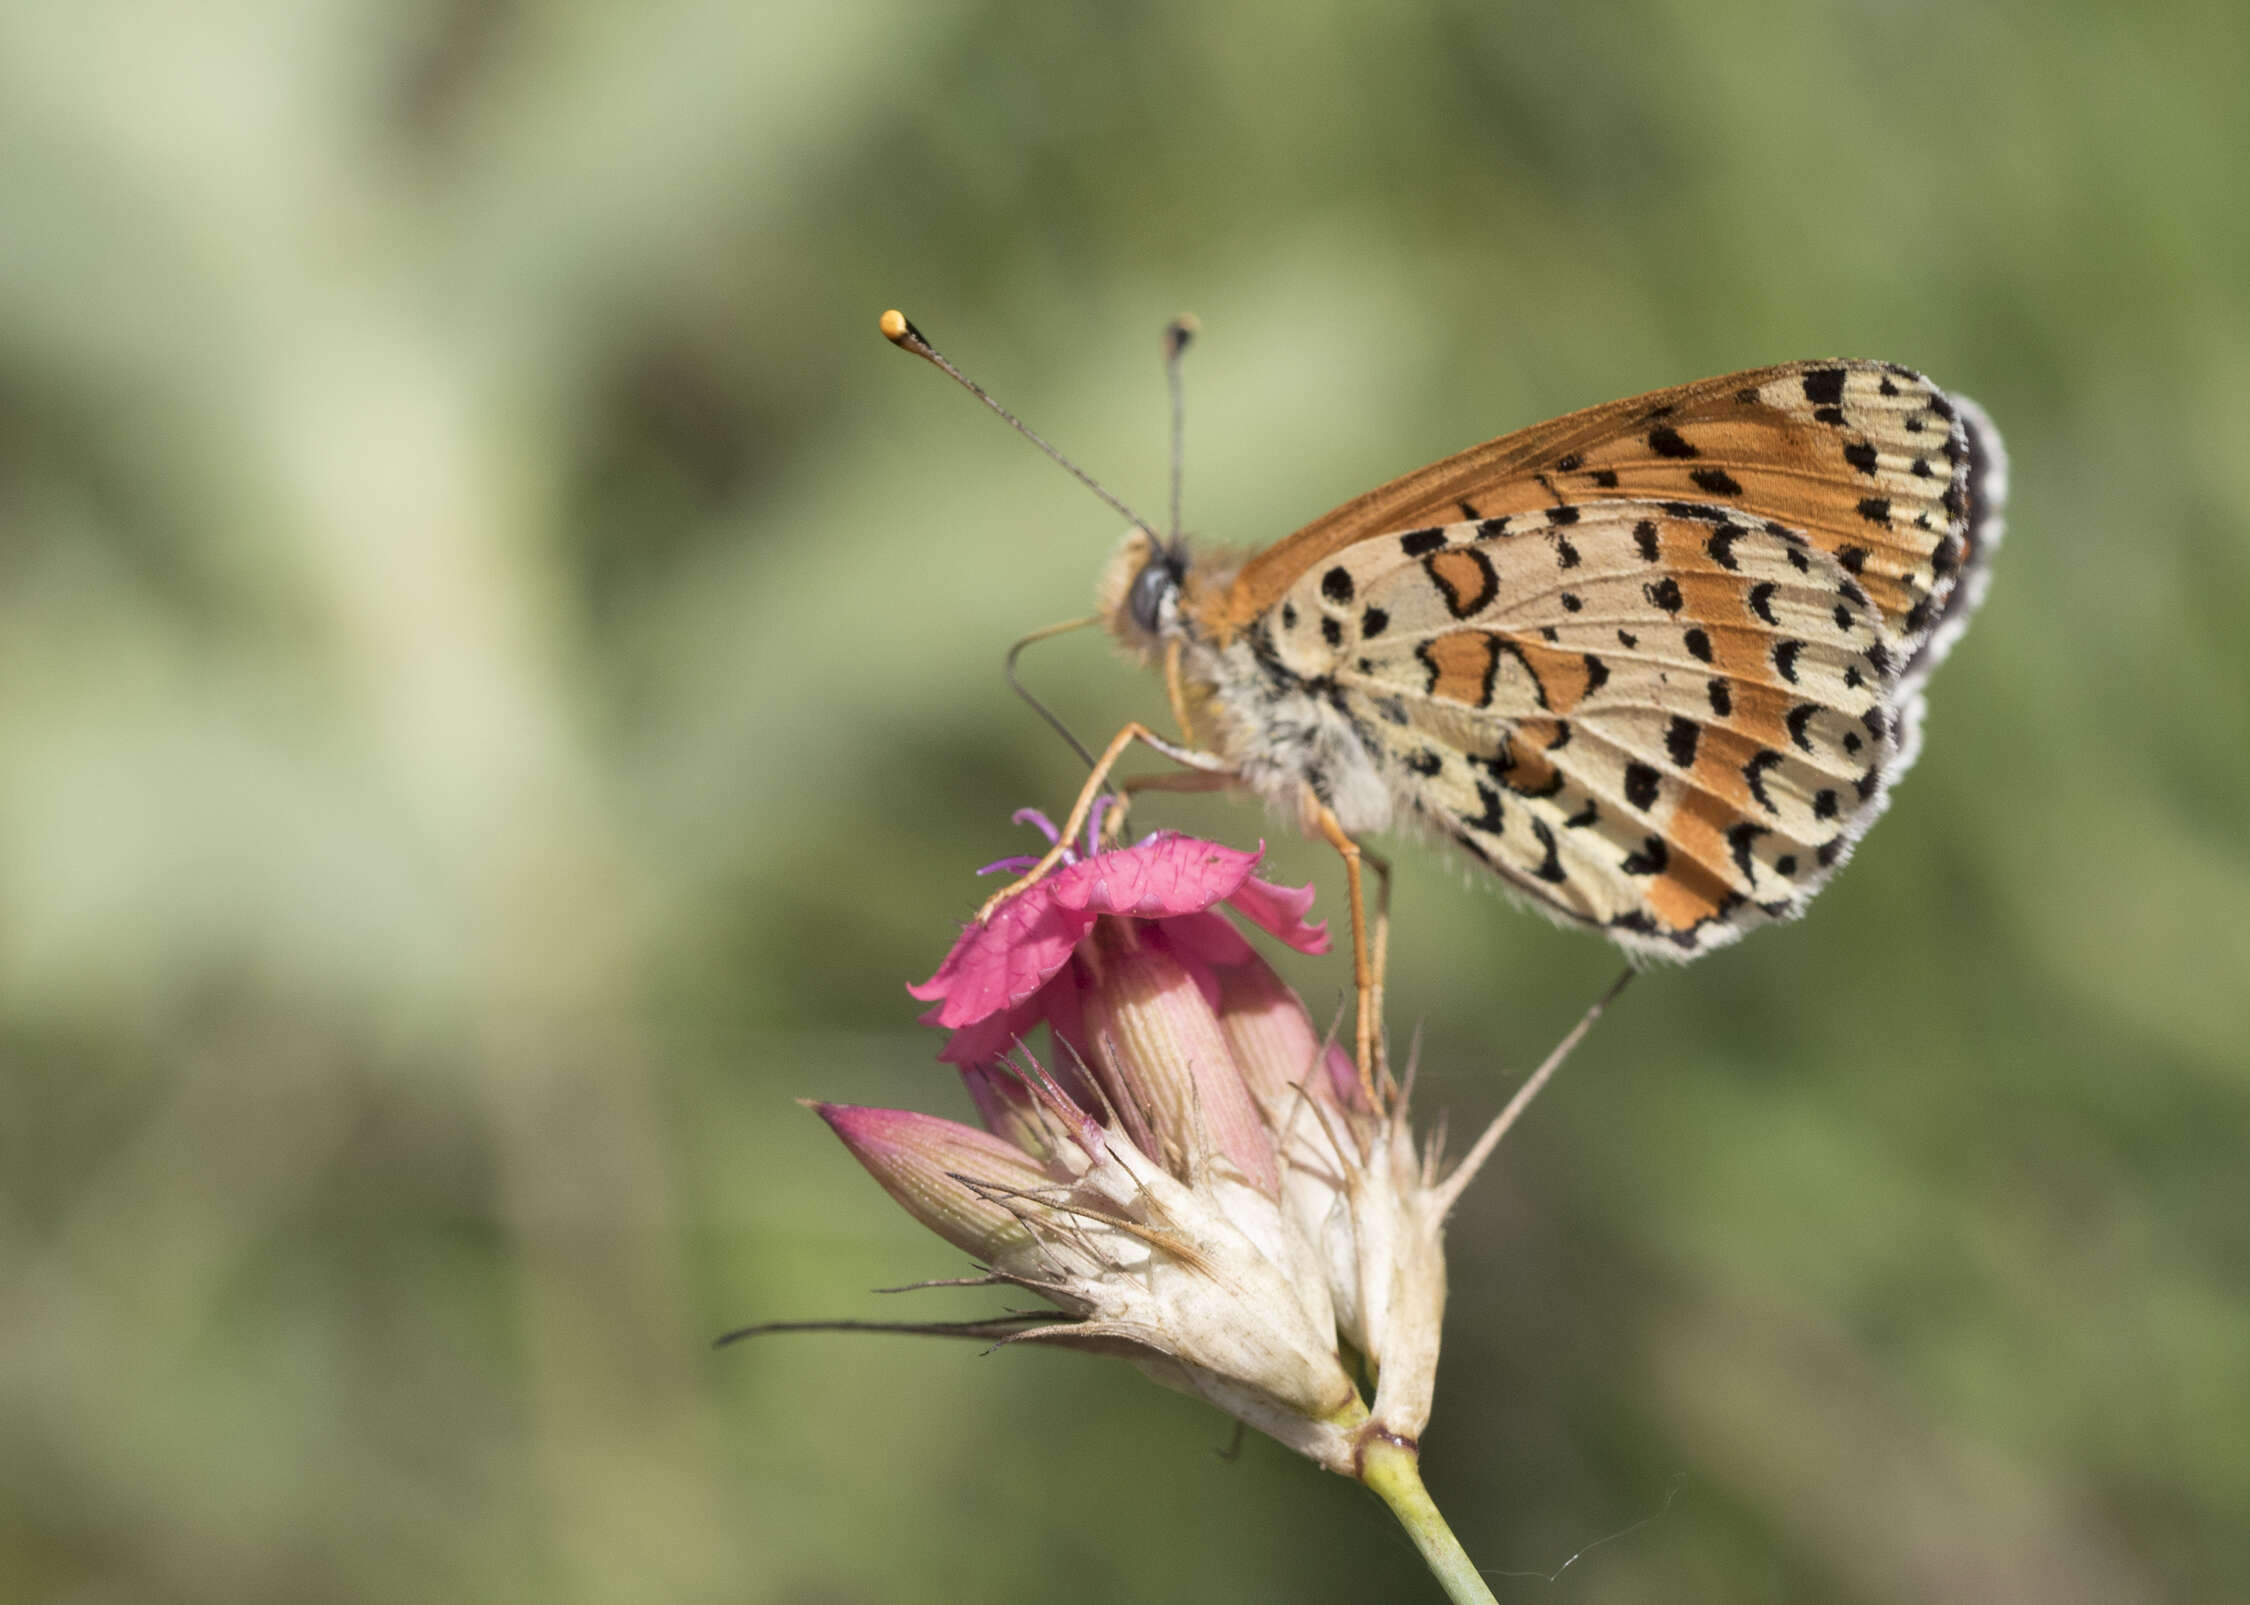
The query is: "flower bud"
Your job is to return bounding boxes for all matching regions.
[812,1102,1054,1268]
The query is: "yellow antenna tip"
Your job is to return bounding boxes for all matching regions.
[879,308,912,344]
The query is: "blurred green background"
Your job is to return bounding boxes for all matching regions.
[3,2,2246,1601]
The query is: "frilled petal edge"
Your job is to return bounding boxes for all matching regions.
[1223,870,1330,955]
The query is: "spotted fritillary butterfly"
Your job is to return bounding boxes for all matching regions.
[1095,360,2005,959]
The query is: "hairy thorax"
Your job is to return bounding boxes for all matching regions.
[1099,527,1396,839]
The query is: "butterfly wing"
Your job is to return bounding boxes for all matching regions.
[1196,361,2004,957]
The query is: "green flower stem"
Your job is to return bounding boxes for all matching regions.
[1358,1436,1498,1605]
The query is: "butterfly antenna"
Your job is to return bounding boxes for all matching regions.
[880,310,1158,536]
[1005,615,1103,772]
[1163,315,1197,544]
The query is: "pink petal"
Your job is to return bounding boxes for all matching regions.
[1223,870,1330,954]
[907,881,1095,1029]
[1048,832,1261,921]
[1152,910,1252,1010]
[929,998,1043,1068]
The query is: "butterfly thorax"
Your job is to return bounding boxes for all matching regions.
[1099,527,1398,836]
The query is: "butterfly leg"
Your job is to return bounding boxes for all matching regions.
[1310,804,1383,1102]
[1359,840,1394,1086]
[1162,638,1197,743]
[975,722,1231,925]
[1103,765,1242,844]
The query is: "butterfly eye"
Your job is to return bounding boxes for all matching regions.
[1128,554,1178,635]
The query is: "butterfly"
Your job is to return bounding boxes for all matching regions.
[880,313,2005,1074]
[1093,357,2005,961]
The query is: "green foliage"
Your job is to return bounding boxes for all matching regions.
[2,2,2245,1599]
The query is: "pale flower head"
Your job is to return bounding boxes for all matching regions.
[750,809,1622,1475]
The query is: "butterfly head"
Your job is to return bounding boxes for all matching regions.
[1098,526,1191,662]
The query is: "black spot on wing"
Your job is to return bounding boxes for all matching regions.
[1321,567,1354,603]
[1665,716,1699,769]
[1691,467,1744,497]
[1648,426,1697,458]
[1802,368,1847,406]
[1748,582,1778,624]
[1624,762,1660,812]
[1529,818,1566,883]
[1620,836,1668,875]
[1634,519,1660,562]
[1399,528,1448,557]
[1744,749,1784,814]
[1726,821,1765,881]
[1361,605,1389,638]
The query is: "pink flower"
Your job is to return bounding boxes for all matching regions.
[738,804,1628,1599]
[909,812,1329,1073]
